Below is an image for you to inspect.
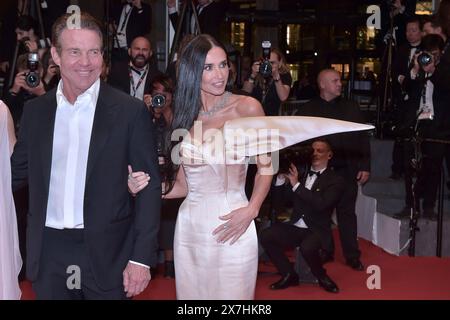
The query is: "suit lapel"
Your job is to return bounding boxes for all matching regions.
[311,168,329,191]
[40,90,57,196]
[85,82,119,182]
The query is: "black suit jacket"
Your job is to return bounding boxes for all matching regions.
[108,60,161,96]
[296,97,371,180]
[169,1,227,39]
[11,82,162,290]
[290,169,345,244]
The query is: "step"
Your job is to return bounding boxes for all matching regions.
[363,177,406,198]
[368,193,450,217]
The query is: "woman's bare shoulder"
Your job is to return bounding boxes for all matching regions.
[232,94,265,117]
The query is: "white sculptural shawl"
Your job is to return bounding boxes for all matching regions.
[179,116,374,167]
[0,101,22,300]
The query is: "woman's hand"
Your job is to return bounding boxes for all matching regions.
[212,205,258,245]
[127,165,150,196]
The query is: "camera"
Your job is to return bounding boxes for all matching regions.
[278,146,313,174]
[152,94,166,108]
[25,52,41,88]
[259,41,272,78]
[417,52,433,67]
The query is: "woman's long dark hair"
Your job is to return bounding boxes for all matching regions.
[171,34,226,132]
[164,34,228,193]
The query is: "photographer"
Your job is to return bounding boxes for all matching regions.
[259,139,343,293]
[4,53,46,130]
[243,46,291,116]
[142,74,181,278]
[389,16,422,180]
[394,33,450,220]
[108,36,161,100]
[41,50,60,91]
[15,15,50,58]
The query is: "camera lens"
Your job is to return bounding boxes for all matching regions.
[418,52,432,67]
[25,72,40,88]
[259,61,272,78]
[152,94,166,108]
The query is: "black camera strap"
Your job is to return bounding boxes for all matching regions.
[129,64,148,98]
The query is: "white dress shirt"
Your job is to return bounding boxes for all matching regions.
[418,73,435,120]
[292,167,326,229]
[45,79,99,229]
[129,65,148,100]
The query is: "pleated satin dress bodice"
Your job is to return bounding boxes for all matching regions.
[173,136,258,300]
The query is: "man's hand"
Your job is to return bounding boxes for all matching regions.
[357,171,370,185]
[284,164,299,187]
[25,80,46,96]
[123,262,151,298]
[143,94,152,110]
[10,72,27,95]
[24,39,38,52]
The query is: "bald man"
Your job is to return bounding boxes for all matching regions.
[108,36,161,101]
[296,69,371,271]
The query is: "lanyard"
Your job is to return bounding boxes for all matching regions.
[118,4,133,34]
[129,65,148,97]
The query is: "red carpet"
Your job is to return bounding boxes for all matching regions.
[20,237,450,300]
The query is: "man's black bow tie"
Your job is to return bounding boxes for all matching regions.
[409,44,420,49]
[308,170,321,177]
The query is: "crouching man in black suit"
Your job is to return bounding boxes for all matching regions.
[259,139,344,293]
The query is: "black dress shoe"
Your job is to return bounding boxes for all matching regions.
[346,258,364,271]
[270,272,299,290]
[319,250,334,264]
[317,275,339,293]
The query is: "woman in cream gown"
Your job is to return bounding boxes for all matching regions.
[128,35,372,300]
[0,100,22,300]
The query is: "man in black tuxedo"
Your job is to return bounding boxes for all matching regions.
[167,0,227,40]
[395,34,450,220]
[259,139,342,293]
[11,12,161,300]
[111,0,152,63]
[390,16,422,180]
[296,69,370,271]
[108,36,160,101]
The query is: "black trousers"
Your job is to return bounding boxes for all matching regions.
[391,138,405,176]
[417,141,446,210]
[33,227,126,300]
[323,179,361,260]
[259,223,326,279]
